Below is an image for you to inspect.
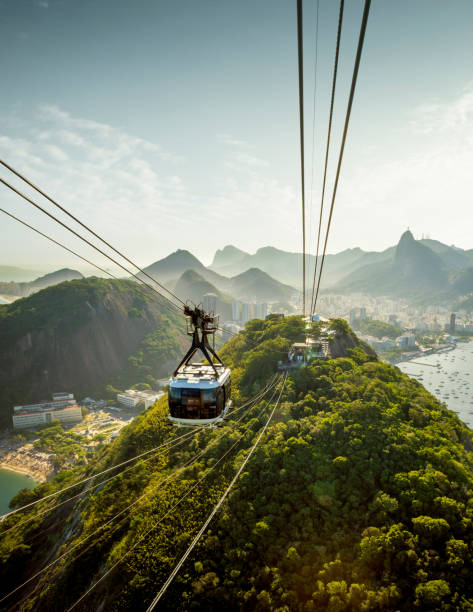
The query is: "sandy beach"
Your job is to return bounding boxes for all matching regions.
[0,443,54,483]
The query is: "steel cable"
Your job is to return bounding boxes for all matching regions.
[312,0,371,311]
[310,0,344,316]
[0,160,185,308]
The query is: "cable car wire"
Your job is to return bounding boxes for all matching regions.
[146,373,287,610]
[0,207,174,307]
[0,208,121,280]
[309,0,344,316]
[65,378,282,611]
[0,377,277,528]
[1,424,207,538]
[312,0,371,312]
[0,207,185,324]
[0,160,185,308]
[0,378,279,606]
[297,0,306,316]
[307,0,320,292]
[0,177,182,315]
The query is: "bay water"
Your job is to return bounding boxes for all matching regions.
[0,469,37,515]
[398,340,473,428]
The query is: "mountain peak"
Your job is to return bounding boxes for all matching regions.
[211,245,248,268]
[395,230,419,261]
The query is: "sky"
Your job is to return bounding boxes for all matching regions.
[1,0,473,274]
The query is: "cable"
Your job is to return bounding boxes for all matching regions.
[307,0,320,293]
[0,160,185,308]
[309,0,344,317]
[65,379,281,611]
[0,178,182,316]
[1,378,276,528]
[0,208,120,280]
[0,207,183,327]
[297,0,306,316]
[0,423,209,525]
[146,373,287,610]
[0,378,279,607]
[312,0,371,311]
[0,425,203,537]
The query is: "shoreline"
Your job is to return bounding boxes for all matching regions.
[0,462,39,483]
[389,343,457,366]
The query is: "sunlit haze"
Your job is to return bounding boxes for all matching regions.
[2,0,473,273]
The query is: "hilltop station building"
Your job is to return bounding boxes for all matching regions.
[12,392,83,429]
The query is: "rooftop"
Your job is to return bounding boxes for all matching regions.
[173,363,228,384]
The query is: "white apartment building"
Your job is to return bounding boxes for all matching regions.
[13,394,82,429]
[117,389,164,409]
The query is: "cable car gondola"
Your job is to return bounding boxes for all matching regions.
[168,305,231,426]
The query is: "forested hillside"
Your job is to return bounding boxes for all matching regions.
[0,278,187,425]
[1,317,473,611]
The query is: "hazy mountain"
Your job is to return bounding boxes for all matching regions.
[0,278,187,426]
[209,237,473,292]
[174,266,297,311]
[174,270,232,319]
[210,245,392,288]
[29,268,83,290]
[0,265,48,282]
[334,231,451,296]
[0,268,83,299]
[419,239,473,270]
[141,249,230,290]
[229,267,295,302]
[450,267,473,295]
[211,245,249,269]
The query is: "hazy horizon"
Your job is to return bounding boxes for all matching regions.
[2,0,473,272]
[1,228,469,279]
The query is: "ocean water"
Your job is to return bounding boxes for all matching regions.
[398,341,473,428]
[0,469,37,515]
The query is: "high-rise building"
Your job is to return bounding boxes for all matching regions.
[232,300,241,321]
[450,313,456,333]
[261,303,268,319]
[349,308,359,325]
[359,307,367,321]
[203,293,218,314]
[241,302,250,323]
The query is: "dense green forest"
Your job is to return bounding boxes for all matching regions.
[1,317,473,610]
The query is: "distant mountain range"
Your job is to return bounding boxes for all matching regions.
[0,268,83,298]
[141,250,297,307]
[211,238,473,291]
[3,232,473,308]
[0,265,49,283]
[333,230,473,301]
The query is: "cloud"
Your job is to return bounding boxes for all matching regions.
[333,84,473,251]
[232,152,269,168]
[0,106,298,269]
[217,133,248,147]
[409,84,473,135]
[37,0,49,8]
[0,105,194,271]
